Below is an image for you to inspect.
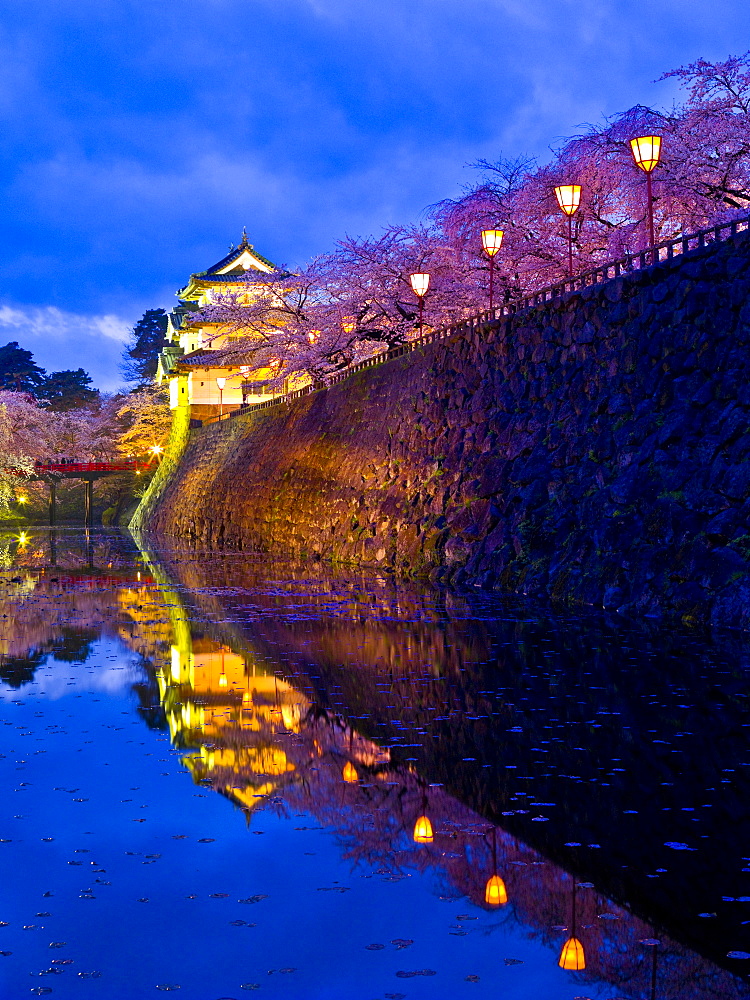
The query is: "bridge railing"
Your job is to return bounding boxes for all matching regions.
[34,461,151,474]
[203,213,750,428]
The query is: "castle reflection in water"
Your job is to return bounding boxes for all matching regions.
[2,527,749,1000]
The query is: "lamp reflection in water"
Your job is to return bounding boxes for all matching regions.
[640,937,660,1000]
[559,879,585,970]
[484,827,508,906]
[413,788,434,844]
[342,760,359,783]
[413,813,434,844]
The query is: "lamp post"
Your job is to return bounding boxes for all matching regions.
[554,184,582,278]
[410,272,430,338]
[481,229,504,313]
[216,376,226,417]
[630,135,662,256]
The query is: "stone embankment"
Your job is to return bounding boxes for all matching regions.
[140,231,750,628]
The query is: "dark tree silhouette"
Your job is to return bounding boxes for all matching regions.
[121,309,168,387]
[0,341,46,392]
[37,369,99,410]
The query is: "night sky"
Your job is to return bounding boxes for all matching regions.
[0,0,748,389]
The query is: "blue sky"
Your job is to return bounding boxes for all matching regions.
[0,0,748,389]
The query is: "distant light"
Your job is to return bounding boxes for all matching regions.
[342,761,359,783]
[630,135,662,173]
[559,936,585,970]
[484,874,508,906]
[481,230,504,256]
[149,444,163,455]
[18,531,29,546]
[554,185,582,216]
[218,671,228,688]
[341,317,355,334]
[413,814,433,844]
[409,273,430,298]
[17,496,28,505]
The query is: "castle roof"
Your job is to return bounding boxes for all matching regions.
[177,230,275,301]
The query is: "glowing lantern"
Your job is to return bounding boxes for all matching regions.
[413,814,434,844]
[484,874,508,906]
[218,671,228,688]
[409,272,430,298]
[558,936,586,971]
[18,495,27,505]
[630,135,662,173]
[341,317,356,333]
[342,761,359,783]
[554,185,581,216]
[630,135,662,251]
[481,229,504,256]
[554,184,582,277]
[481,229,504,313]
[216,376,226,416]
[410,272,430,337]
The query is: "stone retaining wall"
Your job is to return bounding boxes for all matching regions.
[141,231,750,628]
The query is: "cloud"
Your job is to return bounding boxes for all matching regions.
[0,303,136,391]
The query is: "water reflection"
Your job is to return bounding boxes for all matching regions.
[1,528,749,998]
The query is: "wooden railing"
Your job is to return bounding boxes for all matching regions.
[203,213,750,427]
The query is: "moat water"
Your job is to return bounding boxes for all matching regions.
[1,528,750,1000]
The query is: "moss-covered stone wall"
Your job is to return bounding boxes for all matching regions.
[144,231,750,628]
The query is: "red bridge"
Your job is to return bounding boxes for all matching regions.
[31,459,155,526]
[34,460,151,474]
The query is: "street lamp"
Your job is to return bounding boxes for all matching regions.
[554,184,582,277]
[410,272,430,337]
[481,229,504,313]
[630,135,662,255]
[216,376,226,417]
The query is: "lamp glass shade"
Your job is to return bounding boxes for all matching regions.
[413,814,434,843]
[630,135,662,173]
[554,185,582,216]
[410,272,430,297]
[216,377,227,389]
[218,672,228,688]
[558,936,586,971]
[484,874,508,906]
[341,317,356,333]
[342,761,359,783]
[481,229,504,256]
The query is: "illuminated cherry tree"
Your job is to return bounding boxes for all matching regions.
[196,52,750,385]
